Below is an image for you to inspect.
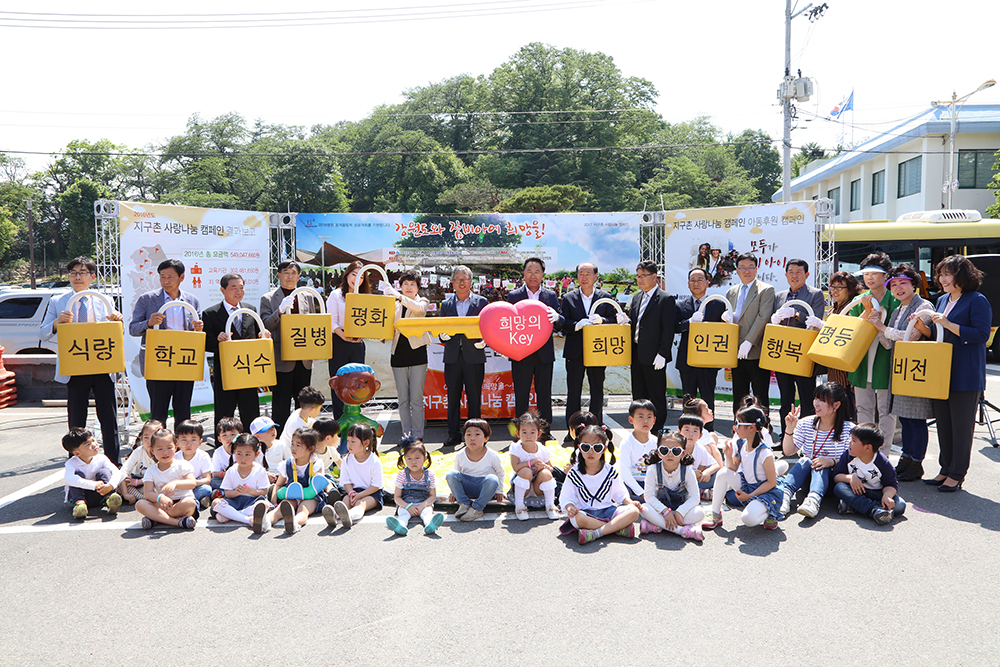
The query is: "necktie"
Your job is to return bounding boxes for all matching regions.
[77,298,88,323]
[735,284,749,324]
[231,306,242,336]
[635,292,650,343]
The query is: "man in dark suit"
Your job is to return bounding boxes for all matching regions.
[507,257,564,429]
[128,258,203,426]
[260,261,319,433]
[562,262,622,429]
[771,258,827,434]
[440,265,488,448]
[629,260,676,435]
[726,252,776,412]
[203,273,269,431]
[675,267,726,431]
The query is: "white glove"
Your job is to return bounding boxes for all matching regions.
[439,333,452,341]
[721,311,733,324]
[574,319,590,331]
[589,314,603,326]
[382,284,400,298]
[653,354,666,371]
[616,312,628,325]
[278,295,295,314]
[806,315,824,330]
[547,307,560,324]
[771,306,795,324]
[473,340,487,349]
[691,311,705,323]
[737,341,753,359]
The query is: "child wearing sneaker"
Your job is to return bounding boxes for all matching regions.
[136,429,198,530]
[677,414,723,501]
[328,423,384,530]
[560,425,641,545]
[62,427,123,519]
[249,416,285,483]
[638,431,704,541]
[778,382,854,519]
[832,423,906,526]
[702,405,784,531]
[211,434,271,531]
[210,417,243,492]
[119,419,162,504]
[618,400,655,501]
[276,386,324,451]
[175,420,213,510]
[509,412,559,521]
[386,435,445,536]
[262,427,330,535]
[446,419,507,522]
[313,417,344,501]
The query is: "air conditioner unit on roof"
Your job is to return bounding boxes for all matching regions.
[895,210,982,223]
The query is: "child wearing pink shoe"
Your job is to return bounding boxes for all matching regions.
[638,432,704,541]
[559,426,641,545]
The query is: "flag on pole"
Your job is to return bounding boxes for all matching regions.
[830,90,854,119]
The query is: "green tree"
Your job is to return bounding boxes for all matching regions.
[986,150,1000,219]
[495,184,590,212]
[0,205,16,266]
[57,178,111,260]
[728,129,781,202]
[436,179,512,211]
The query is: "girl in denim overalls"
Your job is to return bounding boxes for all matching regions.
[703,405,784,531]
[387,436,445,536]
[638,432,704,541]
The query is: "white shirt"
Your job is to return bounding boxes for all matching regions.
[221,463,270,493]
[175,449,212,481]
[163,293,185,331]
[64,454,123,493]
[327,288,348,331]
[143,459,195,501]
[792,419,854,460]
[509,441,551,466]
[736,440,774,485]
[580,290,594,317]
[559,462,627,512]
[452,447,506,488]
[690,442,715,470]
[122,446,156,479]
[617,432,652,497]
[339,452,384,490]
[261,441,290,476]
[224,301,243,332]
[277,409,315,451]
[526,287,541,300]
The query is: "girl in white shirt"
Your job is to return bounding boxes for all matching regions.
[136,429,198,530]
[119,419,162,504]
[638,431,704,541]
[560,426,641,545]
[329,423,384,529]
[509,412,559,521]
[260,427,330,535]
[677,413,723,501]
[212,434,271,531]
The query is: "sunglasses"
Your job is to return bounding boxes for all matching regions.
[658,445,685,457]
[735,422,757,427]
[578,442,606,454]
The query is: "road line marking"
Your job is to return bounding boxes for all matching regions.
[0,471,63,511]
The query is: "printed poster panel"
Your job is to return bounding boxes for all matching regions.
[659,202,818,401]
[119,202,271,414]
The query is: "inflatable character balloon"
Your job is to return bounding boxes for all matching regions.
[328,363,385,439]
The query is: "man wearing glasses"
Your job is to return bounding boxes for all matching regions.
[675,267,725,431]
[628,260,676,435]
[724,253,775,410]
[439,266,488,448]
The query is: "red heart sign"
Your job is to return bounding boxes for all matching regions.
[478,300,553,361]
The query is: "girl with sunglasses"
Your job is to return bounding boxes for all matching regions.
[702,405,784,531]
[638,432,704,540]
[559,426,641,545]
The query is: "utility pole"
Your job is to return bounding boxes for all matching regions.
[782,0,793,204]
[27,200,36,289]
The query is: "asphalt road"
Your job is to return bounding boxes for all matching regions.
[3,371,1000,666]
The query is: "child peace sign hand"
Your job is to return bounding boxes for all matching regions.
[785,406,799,433]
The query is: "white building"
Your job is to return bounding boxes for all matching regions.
[772,104,1000,221]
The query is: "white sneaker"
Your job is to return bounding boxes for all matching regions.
[779,489,792,516]
[545,506,560,520]
[322,504,338,528]
[261,515,271,534]
[334,500,352,529]
[798,495,821,519]
[515,506,529,521]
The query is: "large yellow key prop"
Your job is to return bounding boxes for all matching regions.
[280,286,332,361]
[892,312,951,400]
[583,298,631,367]
[144,301,206,382]
[344,264,395,340]
[57,291,125,376]
[807,295,879,372]
[759,299,819,377]
[218,309,276,391]
[687,294,739,369]
[394,317,482,339]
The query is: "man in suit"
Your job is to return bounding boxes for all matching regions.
[203,273,270,432]
[726,252,775,412]
[39,256,125,465]
[561,262,624,430]
[770,258,827,434]
[675,267,726,431]
[628,260,676,435]
[128,258,203,426]
[507,257,563,430]
[261,260,319,434]
[439,265,488,448]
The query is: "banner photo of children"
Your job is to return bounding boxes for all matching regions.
[659,202,818,401]
[295,212,642,418]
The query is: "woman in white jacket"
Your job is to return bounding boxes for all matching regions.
[388,270,431,438]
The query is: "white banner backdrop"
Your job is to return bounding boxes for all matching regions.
[118,203,271,414]
[659,202,818,400]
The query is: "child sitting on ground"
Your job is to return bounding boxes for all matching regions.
[386,435,445,536]
[677,414,723,501]
[136,429,198,530]
[175,420,213,510]
[328,423,384,529]
[638,431,704,541]
[446,419,507,522]
[618,400,655,502]
[249,416,285,483]
[211,417,242,493]
[213,434,272,531]
[119,419,162,504]
[276,386,324,451]
[509,412,559,520]
[832,423,906,526]
[313,417,344,502]
[63,427,123,519]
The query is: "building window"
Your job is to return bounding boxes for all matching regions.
[898,157,921,198]
[872,170,885,205]
[827,187,841,216]
[958,149,999,189]
[850,179,861,212]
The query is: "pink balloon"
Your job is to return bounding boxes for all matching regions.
[479,301,554,361]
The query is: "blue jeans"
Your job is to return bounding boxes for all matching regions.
[899,417,928,460]
[193,484,213,504]
[446,471,499,511]
[833,482,906,519]
[780,458,832,498]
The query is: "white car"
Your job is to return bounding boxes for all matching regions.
[0,287,70,354]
